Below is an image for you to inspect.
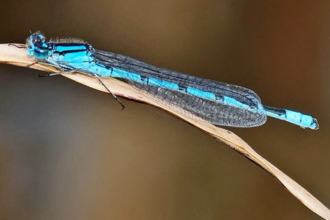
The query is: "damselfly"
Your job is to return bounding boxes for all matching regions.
[23,32,319,130]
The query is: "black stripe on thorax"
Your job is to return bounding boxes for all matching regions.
[48,43,90,56]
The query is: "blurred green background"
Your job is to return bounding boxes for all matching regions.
[0,1,329,220]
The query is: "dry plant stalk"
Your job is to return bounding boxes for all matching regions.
[0,44,329,220]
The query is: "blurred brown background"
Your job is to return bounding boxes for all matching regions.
[0,0,329,220]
